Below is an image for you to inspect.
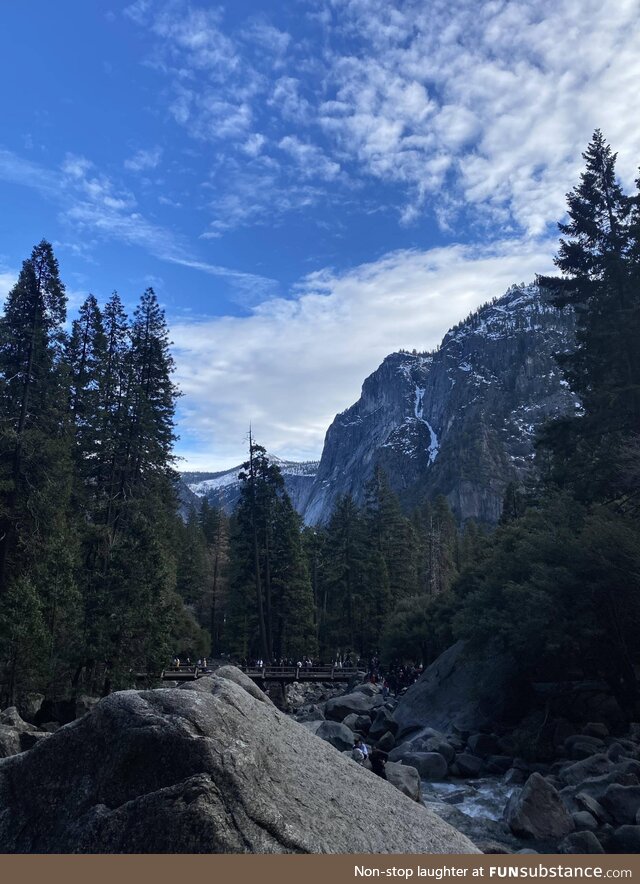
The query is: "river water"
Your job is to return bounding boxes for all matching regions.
[420,775,525,851]
[422,776,516,820]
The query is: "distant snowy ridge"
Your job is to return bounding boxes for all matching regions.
[181,457,320,514]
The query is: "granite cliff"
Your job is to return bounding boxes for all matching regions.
[302,283,576,524]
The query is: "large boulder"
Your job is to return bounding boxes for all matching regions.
[368,707,398,741]
[559,754,613,786]
[376,732,396,753]
[0,674,478,854]
[214,666,274,705]
[452,754,483,778]
[324,692,378,722]
[392,641,526,738]
[343,713,371,734]
[467,734,500,757]
[385,762,421,802]
[0,707,35,732]
[315,721,355,752]
[505,773,575,840]
[558,831,604,854]
[600,784,640,826]
[608,825,640,853]
[399,752,448,780]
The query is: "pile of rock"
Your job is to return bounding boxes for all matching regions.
[513,722,640,854]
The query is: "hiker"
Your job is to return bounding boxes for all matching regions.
[370,748,388,779]
[353,737,369,763]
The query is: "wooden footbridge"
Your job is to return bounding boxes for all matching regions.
[159,664,362,684]
[241,664,362,685]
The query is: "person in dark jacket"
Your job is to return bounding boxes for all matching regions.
[370,747,388,779]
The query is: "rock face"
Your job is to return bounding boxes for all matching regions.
[302,283,576,525]
[0,671,478,854]
[393,641,527,737]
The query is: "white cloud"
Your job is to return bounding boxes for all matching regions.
[268,77,311,123]
[172,235,557,470]
[123,0,151,26]
[124,146,163,172]
[0,270,16,303]
[241,132,266,157]
[124,0,640,237]
[279,135,340,181]
[316,0,640,231]
[243,20,291,57]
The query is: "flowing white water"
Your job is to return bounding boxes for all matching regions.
[414,386,439,464]
[422,776,516,822]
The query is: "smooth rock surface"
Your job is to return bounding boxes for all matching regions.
[214,665,274,704]
[0,672,478,854]
[453,754,483,778]
[399,752,448,780]
[393,642,526,737]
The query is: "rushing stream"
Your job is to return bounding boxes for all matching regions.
[422,776,516,821]
[420,776,525,851]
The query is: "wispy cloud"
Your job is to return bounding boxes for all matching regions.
[0,147,276,295]
[124,146,163,172]
[172,235,557,470]
[279,136,341,181]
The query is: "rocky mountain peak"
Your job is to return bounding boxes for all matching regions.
[301,282,576,525]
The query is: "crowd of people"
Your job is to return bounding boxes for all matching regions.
[168,650,426,698]
[170,656,210,671]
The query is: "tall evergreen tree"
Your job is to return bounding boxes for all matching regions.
[538,130,640,498]
[226,438,317,662]
[321,495,384,657]
[365,465,417,603]
[199,498,229,656]
[0,241,79,700]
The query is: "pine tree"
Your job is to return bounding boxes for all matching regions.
[0,241,78,701]
[364,465,417,603]
[538,131,640,498]
[270,495,317,660]
[322,495,380,657]
[415,496,458,596]
[226,438,316,662]
[0,241,70,592]
[175,508,209,606]
[66,294,107,494]
[199,498,229,655]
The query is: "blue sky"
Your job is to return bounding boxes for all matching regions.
[2,0,640,469]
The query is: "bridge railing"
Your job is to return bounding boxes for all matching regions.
[240,665,362,681]
[161,666,200,680]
